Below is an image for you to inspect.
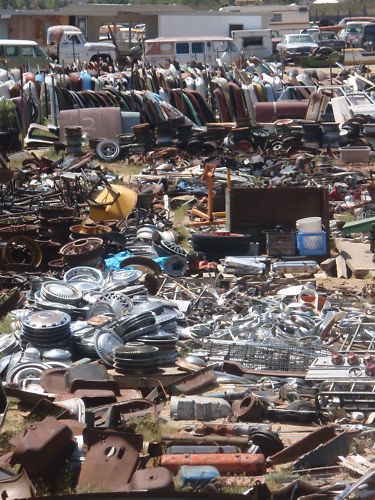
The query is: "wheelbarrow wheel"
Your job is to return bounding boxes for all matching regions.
[96,139,121,162]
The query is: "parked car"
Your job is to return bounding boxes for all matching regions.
[276,34,318,58]
[300,28,320,42]
[318,31,345,51]
[357,23,375,50]
[338,16,375,27]
[338,21,371,47]
[320,17,375,34]
[47,25,116,66]
[0,40,51,71]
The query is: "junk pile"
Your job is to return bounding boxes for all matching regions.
[1,58,375,498]
[0,144,373,499]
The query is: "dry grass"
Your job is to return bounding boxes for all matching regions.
[172,205,192,250]
[0,398,27,455]
[105,161,146,178]
[0,314,13,335]
[173,205,188,226]
[124,415,177,443]
[265,466,297,491]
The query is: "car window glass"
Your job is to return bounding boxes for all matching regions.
[192,42,203,54]
[34,46,46,57]
[214,41,229,53]
[176,42,189,54]
[5,46,18,57]
[70,35,81,44]
[287,35,314,43]
[21,46,35,57]
[228,41,239,53]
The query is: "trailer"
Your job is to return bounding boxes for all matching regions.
[231,29,272,59]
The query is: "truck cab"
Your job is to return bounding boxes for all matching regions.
[47,25,116,66]
[357,23,375,51]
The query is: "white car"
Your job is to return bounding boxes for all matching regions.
[300,28,320,42]
[276,34,318,58]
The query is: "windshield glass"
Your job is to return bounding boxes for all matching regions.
[228,41,240,53]
[346,24,365,32]
[286,35,314,43]
[322,32,335,40]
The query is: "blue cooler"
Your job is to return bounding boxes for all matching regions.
[179,465,220,488]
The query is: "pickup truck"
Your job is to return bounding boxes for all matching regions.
[319,16,375,34]
[46,25,116,66]
[318,31,345,51]
[357,23,375,50]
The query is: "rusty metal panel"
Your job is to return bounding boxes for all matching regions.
[269,426,336,465]
[254,101,309,122]
[78,429,141,492]
[58,419,87,436]
[27,398,70,422]
[5,385,54,407]
[40,368,68,395]
[59,108,122,143]
[161,433,249,450]
[160,453,265,475]
[69,380,120,395]
[57,388,118,407]
[226,187,330,257]
[10,417,75,476]
[66,364,109,388]
[169,367,217,396]
[129,467,175,492]
[294,432,351,470]
[87,399,162,427]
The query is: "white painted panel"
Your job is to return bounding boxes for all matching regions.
[158,14,262,38]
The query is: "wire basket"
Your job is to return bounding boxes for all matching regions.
[205,339,330,372]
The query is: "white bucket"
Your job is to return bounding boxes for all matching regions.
[296,217,322,233]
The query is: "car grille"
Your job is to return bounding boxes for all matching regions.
[288,46,312,54]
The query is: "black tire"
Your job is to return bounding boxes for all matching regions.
[95,139,121,162]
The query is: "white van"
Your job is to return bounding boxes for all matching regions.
[144,36,241,66]
[0,40,51,71]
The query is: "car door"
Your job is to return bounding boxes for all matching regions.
[20,45,37,71]
[32,45,51,71]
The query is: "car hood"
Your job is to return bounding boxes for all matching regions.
[85,42,115,50]
[285,42,318,48]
